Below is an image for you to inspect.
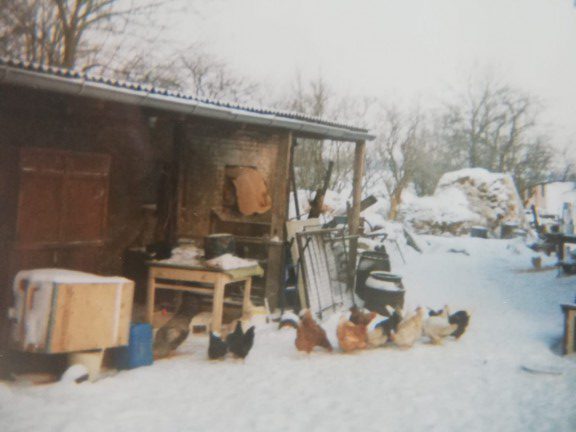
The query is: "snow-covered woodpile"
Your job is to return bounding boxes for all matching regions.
[400,168,525,236]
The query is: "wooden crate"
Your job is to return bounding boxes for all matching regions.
[11,270,134,353]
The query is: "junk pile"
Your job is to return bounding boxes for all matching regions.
[400,168,525,236]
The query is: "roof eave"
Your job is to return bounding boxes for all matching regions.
[0,64,375,142]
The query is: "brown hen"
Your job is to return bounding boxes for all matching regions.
[295,310,333,353]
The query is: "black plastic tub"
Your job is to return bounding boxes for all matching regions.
[364,271,405,314]
[355,250,391,300]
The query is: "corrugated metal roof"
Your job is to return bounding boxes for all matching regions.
[0,57,373,141]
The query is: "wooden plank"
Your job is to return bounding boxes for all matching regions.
[49,282,132,353]
[117,281,134,346]
[151,267,221,283]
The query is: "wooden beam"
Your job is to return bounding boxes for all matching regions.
[267,132,293,311]
[348,140,366,289]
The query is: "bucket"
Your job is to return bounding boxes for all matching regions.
[68,350,104,382]
[355,250,391,300]
[114,323,153,370]
[364,271,405,314]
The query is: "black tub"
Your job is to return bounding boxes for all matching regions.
[355,250,391,300]
[364,271,405,314]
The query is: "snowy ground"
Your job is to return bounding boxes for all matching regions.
[1,236,576,432]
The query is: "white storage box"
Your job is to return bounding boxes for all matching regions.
[10,269,134,353]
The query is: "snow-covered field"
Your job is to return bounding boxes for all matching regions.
[1,236,576,432]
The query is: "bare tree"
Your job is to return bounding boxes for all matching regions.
[372,105,427,220]
[282,74,331,192]
[439,77,553,197]
[0,0,167,70]
[178,48,259,103]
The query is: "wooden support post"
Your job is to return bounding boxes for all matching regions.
[290,137,301,220]
[348,140,366,289]
[266,132,293,312]
[270,132,293,239]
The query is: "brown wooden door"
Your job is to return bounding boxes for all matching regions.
[16,148,110,248]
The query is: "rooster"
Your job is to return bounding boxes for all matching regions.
[390,307,425,349]
[337,311,375,352]
[367,306,403,348]
[295,309,332,353]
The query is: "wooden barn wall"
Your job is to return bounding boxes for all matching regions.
[0,84,176,277]
[0,85,290,312]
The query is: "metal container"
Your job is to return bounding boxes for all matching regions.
[364,271,405,314]
[204,233,236,259]
[355,250,391,300]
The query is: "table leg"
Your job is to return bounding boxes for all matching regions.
[212,276,225,334]
[146,268,156,325]
[243,277,253,314]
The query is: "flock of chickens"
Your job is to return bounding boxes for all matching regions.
[206,304,470,361]
[283,304,470,354]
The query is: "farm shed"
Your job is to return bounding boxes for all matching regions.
[0,57,374,345]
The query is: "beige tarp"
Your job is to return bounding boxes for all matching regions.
[228,167,272,215]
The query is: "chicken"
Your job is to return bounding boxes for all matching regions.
[153,295,199,358]
[424,306,470,344]
[390,307,425,349]
[278,311,299,330]
[208,332,228,360]
[448,310,470,339]
[295,309,333,353]
[226,321,256,359]
[423,305,456,345]
[278,318,299,330]
[367,307,403,348]
[337,312,375,352]
[349,306,375,325]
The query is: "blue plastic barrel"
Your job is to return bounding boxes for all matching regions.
[115,323,153,370]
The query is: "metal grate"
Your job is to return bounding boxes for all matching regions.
[296,228,350,319]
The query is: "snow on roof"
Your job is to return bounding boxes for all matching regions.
[0,57,374,141]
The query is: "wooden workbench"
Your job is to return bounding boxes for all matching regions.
[146,262,260,333]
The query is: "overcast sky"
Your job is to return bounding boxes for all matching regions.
[166,0,576,147]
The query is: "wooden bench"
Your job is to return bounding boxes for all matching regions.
[561,303,576,355]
